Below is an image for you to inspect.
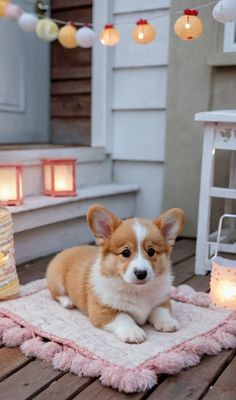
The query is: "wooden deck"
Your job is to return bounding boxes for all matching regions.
[1,239,236,400]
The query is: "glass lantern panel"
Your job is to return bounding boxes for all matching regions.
[44,165,52,191]
[0,168,17,201]
[54,164,73,192]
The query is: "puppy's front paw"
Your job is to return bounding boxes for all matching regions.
[154,317,180,332]
[104,313,147,344]
[117,324,147,344]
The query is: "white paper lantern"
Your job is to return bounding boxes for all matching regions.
[76,26,96,48]
[19,13,38,33]
[213,0,236,23]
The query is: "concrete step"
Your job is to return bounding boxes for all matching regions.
[10,183,139,264]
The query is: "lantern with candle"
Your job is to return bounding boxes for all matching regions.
[210,214,236,310]
[0,207,20,299]
[0,164,23,206]
[42,158,77,197]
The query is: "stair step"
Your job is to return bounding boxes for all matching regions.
[10,183,139,233]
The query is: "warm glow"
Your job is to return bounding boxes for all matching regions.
[99,25,120,46]
[217,283,236,301]
[210,257,236,310]
[138,32,144,40]
[185,23,191,29]
[42,159,77,197]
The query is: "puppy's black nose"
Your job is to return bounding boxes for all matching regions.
[134,269,147,280]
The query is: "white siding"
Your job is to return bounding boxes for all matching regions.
[92,0,170,217]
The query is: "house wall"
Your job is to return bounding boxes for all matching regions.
[92,0,171,219]
[51,0,92,145]
[163,0,236,237]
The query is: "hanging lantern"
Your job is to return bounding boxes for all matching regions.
[58,23,78,49]
[100,24,120,46]
[42,159,77,197]
[213,0,236,23]
[36,18,59,42]
[5,3,22,20]
[174,9,203,41]
[18,13,39,32]
[132,19,156,45]
[76,26,96,48]
[0,0,8,17]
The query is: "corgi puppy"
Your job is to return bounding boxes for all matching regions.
[46,205,185,344]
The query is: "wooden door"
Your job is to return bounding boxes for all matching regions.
[0,0,50,144]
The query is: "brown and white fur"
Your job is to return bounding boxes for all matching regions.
[46,205,185,344]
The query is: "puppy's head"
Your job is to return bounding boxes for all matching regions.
[87,205,185,285]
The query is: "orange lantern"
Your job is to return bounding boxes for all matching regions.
[100,24,120,46]
[174,9,203,41]
[58,23,77,49]
[42,159,77,197]
[132,19,156,44]
[0,0,9,17]
[0,164,23,206]
[210,214,236,310]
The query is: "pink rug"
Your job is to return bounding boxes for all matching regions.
[0,279,236,393]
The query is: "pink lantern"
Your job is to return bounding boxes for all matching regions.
[210,214,236,310]
[5,3,22,20]
[42,158,77,197]
[0,164,23,206]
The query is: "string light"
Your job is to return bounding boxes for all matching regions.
[132,19,156,44]
[58,23,77,49]
[0,0,232,49]
[213,0,236,23]
[174,10,203,41]
[99,24,120,46]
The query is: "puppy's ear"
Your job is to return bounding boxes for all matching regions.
[154,208,185,246]
[87,204,122,245]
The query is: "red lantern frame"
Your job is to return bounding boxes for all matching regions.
[42,158,77,197]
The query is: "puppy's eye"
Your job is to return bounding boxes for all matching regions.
[122,249,131,258]
[147,248,155,257]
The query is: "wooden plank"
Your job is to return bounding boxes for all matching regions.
[51,95,91,117]
[173,257,195,286]
[0,359,64,400]
[73,379,147,400]
[51,80,91,96]
[33,373,93,400]
[52,8,92,23]
[0,347,33,382]
[52,118,91,145]
[147,351,235,400]
[51,0,92,11]
[17,254,54,285]
[52,66,91,80]
[51,44,91,68]
[172,239,196,265]
[202,356,236,400]
[185,274,210,292]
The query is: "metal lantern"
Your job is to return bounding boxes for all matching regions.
[174,9,203,41]
[210,214,236,310]
[42,158,77,197]
[0,207,20,299]
[0,164,23,206]
[132,19,156,44]
[100,24,120,46]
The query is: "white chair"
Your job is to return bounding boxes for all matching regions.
[195,110,236,275]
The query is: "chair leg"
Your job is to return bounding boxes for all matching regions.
[195,123,215,275]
